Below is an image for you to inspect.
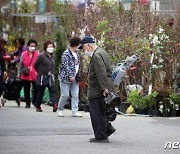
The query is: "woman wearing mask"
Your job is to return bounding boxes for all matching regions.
[34,41,57,112]
[18,39,39,108]
[57,36,82,117]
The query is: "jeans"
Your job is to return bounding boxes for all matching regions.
[36,85,57,107]
[58,81,79,114]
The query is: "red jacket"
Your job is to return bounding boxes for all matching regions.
[20,50,39,81]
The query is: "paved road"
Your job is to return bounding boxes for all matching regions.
[0,101,180,154]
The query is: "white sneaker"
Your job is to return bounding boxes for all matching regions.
[72,112,82,117]
[57,110,64,117]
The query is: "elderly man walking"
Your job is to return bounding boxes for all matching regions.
[78,36,116,142]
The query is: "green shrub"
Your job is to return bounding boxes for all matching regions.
[127,90,142,108]
[170,93,180,104]
[146,91,159,109]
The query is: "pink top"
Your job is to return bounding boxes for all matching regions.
[20,50,39,81]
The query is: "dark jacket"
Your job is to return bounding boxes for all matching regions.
[88,47,114,100]
[0,47,6,91]
[34,52,54,75]
[0,47,6,77]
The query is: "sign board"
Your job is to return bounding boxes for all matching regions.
[35,15,53,23]
[150,1,160,12]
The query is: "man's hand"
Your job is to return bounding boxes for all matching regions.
[70,77,75,82]
[3,71,8,80]
[103,89,109,96]
[17,74,21,79]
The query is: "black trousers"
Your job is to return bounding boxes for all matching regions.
[0,77,4,97]
[23,80,38,107]
[36,85,57,108]
[89,96,110,139]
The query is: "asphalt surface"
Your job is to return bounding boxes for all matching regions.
[0,101,180,154]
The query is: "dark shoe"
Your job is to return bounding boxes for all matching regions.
[89,137,109,143]
[53,104,58,112]
[36,106,42,112]
[25,105,30,108]
[32,102,36,107]
[107,125,116,137]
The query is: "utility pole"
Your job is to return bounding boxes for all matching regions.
[38,0,46,13]
[11,0,17,29]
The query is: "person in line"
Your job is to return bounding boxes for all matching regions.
[18,39,39,108]
[78,36,116,142]
[34,41,58,112]
[57,36,82,117]
[11,37,27,64]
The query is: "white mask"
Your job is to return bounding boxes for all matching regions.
[29,47,35,52]
[76,48,80,52]
[47,47,54,53]
[84,50,92,57]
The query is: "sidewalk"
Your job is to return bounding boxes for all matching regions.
[0,100,89,115]
[0,101,180,154]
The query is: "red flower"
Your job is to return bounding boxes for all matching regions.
[138,0,149,5]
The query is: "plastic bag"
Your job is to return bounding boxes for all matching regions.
[126,105,135,114]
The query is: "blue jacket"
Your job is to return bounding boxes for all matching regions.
[58,49,80,83]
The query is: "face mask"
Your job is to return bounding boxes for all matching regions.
[84,50,92,57]
[76,48,80,52]
[29,47,35,52]
[47,47,54,53]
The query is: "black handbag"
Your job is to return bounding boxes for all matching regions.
[22,67,29,76]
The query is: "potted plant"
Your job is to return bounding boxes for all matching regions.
[127,90,142,114]
[138,95,149,114]
[170,93,180,117]
[156,88,172,117]
[162,98,171,117]
[147,91,160,116]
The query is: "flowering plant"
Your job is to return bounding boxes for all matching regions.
[149,27,170,66]
[4,35,16,53]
